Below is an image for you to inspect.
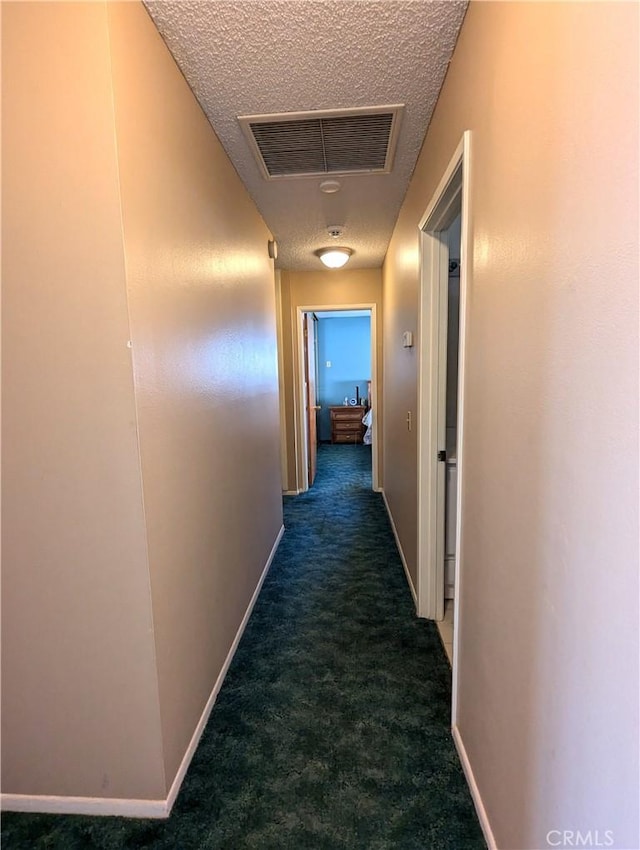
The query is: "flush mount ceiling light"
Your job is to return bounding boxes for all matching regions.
[316,247,353,269]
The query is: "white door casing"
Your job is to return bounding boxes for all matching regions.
[417,130,471,724]
[294,304,379,493]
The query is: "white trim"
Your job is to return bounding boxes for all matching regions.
[164,524,284,814]
[295,308,310,490]
[450,140,472,726]
[294,303,380,492]
[1,525,286,821]
[382,490,417,609]
[282,489,300,496]
[452,724,497,850]
[417,132,468,621]
[274,270,289,491]
[0,793,169,819]
[417,130,471,723]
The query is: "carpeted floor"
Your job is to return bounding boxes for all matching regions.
[1,444,485,849]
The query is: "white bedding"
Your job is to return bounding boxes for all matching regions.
[362,408,373,444]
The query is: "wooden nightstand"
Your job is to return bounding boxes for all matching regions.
[330,406,366,444]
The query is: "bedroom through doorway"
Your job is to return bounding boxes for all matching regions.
[298,307,377,491]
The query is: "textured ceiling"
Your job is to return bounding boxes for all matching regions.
[144,1,468,270]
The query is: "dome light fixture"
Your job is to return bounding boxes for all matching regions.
[316,247,353,269]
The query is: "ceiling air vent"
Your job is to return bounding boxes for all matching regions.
[238,105,404,180]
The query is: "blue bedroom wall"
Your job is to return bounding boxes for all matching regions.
[316,316,371,441]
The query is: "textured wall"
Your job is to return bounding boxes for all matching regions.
[279,269,383,491]
[1,2,165,800]
[383,2,639,848]
[2,0,284,806]
[107,2,284,789]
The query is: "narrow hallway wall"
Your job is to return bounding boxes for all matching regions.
[382,3,639,848]
[2,0,284,808]
[1,1,165,801]
[107,1,283,790]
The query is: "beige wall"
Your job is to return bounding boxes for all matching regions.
[1,2,165,799]
[278,269,383,492]
[2,0,283,804]
[107,2,283,787]
[383,2,639,849]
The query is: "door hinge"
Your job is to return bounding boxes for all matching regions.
[437,450,446,462]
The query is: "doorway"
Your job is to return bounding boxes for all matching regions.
[302,312,320,486]
[416,132,471,719]
[296,305,379,492]
[439,214,461,664]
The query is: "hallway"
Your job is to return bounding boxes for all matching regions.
[1,445,484,849]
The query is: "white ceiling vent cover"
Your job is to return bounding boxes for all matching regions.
[239,105,404,180]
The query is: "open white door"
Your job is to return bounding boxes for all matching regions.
[417,132,471,724]
[417,230,452,624]
[417,132,471,625]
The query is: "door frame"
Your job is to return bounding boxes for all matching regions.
[302,312,319,487]
[417,131,471,716]
[294,303,379,492]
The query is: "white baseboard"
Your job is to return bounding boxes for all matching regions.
[282,489,300,496]
[164,523,284,814]
[452,723,497,850]
[0,525,286,821]
[0,793,169,819]
[381,490,417,608]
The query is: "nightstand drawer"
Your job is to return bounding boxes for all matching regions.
[333,420,361,432]
[331,408,361,421]
[333,432,362,444]
[329,406,366,444]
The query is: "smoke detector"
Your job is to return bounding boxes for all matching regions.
[327,225,344,239]
[320,180,341,194]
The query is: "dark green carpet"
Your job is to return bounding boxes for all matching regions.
[1,445,485,849]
